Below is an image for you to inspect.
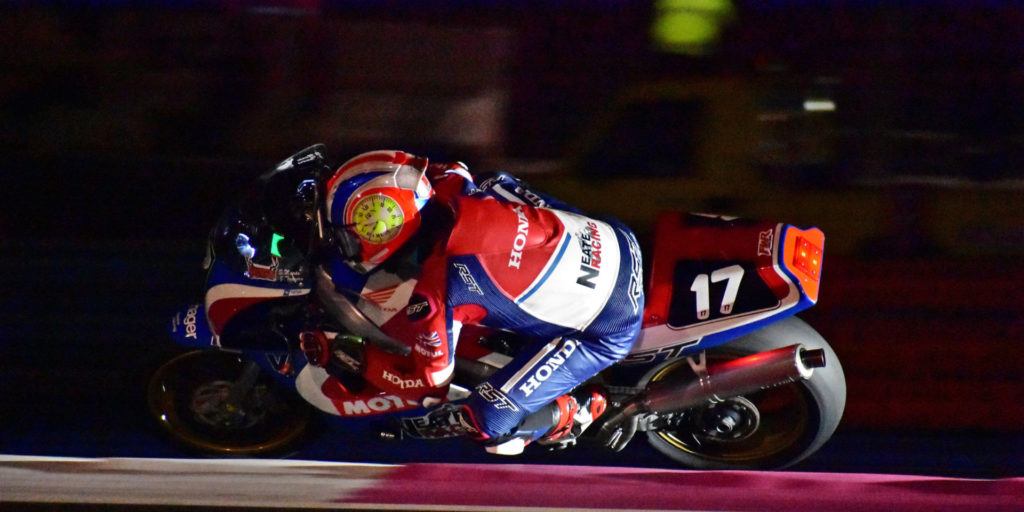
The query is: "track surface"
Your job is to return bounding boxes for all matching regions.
[3,456,1023,511]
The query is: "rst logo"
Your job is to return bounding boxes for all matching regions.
[621,340,700,365]
[454,263,484,295]
[340,395,419,416]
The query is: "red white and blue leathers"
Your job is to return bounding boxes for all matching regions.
[355,170,644,441]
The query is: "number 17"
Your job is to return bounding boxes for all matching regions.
[690,264,744,320]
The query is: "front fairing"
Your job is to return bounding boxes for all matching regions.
[169,303,218,349]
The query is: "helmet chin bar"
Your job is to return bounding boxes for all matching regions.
[334,225,365,264]
[333,224,392,274]
[331,222,376,274]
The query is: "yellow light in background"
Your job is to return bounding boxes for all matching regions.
[803,99,837,112]
[651,0,735,56]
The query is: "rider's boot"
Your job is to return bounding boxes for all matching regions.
[484,385,609,455]
[535,385,609,449]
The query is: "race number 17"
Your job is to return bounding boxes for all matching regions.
[690,264,744,320]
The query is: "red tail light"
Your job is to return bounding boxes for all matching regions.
[792,236,823,279]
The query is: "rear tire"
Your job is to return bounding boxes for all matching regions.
[147,350,311,456]
[643,316,846,469]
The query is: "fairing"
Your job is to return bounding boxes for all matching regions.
[625,213,824,365]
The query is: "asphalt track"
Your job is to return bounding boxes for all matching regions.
[1,239,1022,509]
[3,456,1023,511]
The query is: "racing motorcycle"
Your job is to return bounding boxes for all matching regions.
[147,145,845,470]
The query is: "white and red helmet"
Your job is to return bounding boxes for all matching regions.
[325,150,434,273]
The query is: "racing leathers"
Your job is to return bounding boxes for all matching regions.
[341,167,644,450]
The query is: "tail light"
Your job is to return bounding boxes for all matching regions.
[782,227,825,303]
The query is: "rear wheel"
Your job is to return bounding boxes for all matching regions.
[147,350,311,456]
[644,317,846,469]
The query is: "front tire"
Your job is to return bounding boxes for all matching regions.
[147,350,311,456]
[644,316,846,469]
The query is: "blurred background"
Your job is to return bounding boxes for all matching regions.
[1,0,1021,476]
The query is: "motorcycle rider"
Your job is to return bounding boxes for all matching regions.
[303,149,644,454]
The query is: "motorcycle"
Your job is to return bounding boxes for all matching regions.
[147,145,845,470]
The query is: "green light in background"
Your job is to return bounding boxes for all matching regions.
[651,0,735,56]
[271,233,285,258]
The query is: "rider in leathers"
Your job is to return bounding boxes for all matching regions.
[307,150,644,454]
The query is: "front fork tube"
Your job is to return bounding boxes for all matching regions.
[223,359,263,426]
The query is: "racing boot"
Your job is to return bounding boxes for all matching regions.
[479,386,609,456]
[535,385,609,449]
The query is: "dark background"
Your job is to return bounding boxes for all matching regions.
[1,1,1021,478]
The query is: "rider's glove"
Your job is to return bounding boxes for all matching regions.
[426,161,470,181]
[426,161,478,197]
[299,330,331,367]
[299,330,364,374]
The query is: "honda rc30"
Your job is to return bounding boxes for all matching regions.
[148,146,845,470]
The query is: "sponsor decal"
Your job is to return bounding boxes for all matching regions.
[478,176,501,191]
[576,221,603,289]
[182,304,200,339]
[622,228,644,314]
[362,285,399,306]
[342,395,418,416]
[758,229,774,257]
[265,352,292,375]
[621,339,701,365]
[476,382,520,411]
[457,413,481,435]
[508,205,530,269]
[332,345,361,371]
[245,256,305,284]
[406,294,431,321]
[382,369,425,390]
[417,331,442,347]
[401,410,477,439]
[518,338,579,397]
[400,404,480,439]
[414,343,444,358]
[454,263,484,295]
[513,185,548,207]
[295,152,320,166]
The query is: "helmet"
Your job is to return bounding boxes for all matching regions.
[325,150,434,273]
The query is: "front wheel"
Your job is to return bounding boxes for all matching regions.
[643,316,846,470]
[147,350,312,456]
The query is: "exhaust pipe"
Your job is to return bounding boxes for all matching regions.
[598,344,825,451]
